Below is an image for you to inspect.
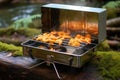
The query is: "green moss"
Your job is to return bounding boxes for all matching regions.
[93,51,120,80]
[102,1,120,19]
[0,41,22,56]
[0,37,21,46]
[0,27,41,46]
[0,27,15,36]
[20,27,41,37]
[97,40,110,51]
[0,27,41,37]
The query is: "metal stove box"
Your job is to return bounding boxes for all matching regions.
[21,3,106,68]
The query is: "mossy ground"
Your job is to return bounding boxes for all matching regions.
[93,40,120,80]
[0,41,22,56]
[93,51,120,80]
[0,27,41,37]
[0,27,41,45]
[0,27,41,55]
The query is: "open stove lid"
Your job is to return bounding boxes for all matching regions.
[42,3,106,13]
[41,3,106,44]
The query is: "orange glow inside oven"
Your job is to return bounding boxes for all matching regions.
[60,21,98,35]
[35,30,91,47]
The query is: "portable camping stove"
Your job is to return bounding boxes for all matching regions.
[21,3,106,79]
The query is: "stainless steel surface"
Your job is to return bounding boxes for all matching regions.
[98,11,106,43]
[21,40,97,68]
[41,3,106,43]
[42,3,106,13]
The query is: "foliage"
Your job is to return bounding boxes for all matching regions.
[0,37,22,46]
[0,27,41,45]
[93,51,120,80]
[0,41,22,56]
[11,14,41,29]
[0,27,41,37]
[96,40,110,51]
[103,1,120,8]
[102,1,120,19]
[18,27,41,37]
[92,40,120,80]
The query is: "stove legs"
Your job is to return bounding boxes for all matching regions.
[29,60,62,79]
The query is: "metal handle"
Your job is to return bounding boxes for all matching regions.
[68,57,73,66]
[28,48,34,59]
